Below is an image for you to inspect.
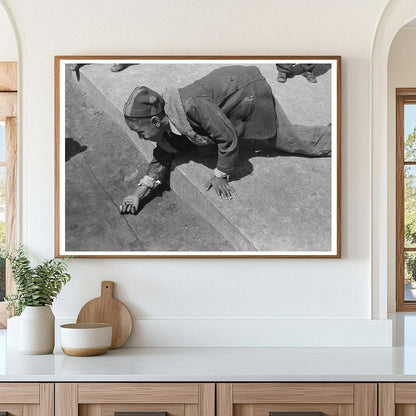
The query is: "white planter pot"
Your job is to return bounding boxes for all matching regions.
[19,306,55,354]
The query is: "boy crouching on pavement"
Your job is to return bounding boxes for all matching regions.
[120,65,331,215]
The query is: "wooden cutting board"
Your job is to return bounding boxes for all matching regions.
[76,281,133,349]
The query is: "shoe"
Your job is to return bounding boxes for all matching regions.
[277,71,287,83]
[67,64,83,71]
[303,71,317,83]
[111,64,130,72]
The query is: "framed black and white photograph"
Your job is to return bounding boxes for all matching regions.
[55,56,341,258]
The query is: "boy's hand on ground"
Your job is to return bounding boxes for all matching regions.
[205,176,236,200]
[120,194,140,214]
[120,185,151,215]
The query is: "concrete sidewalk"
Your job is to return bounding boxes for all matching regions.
[64,73,234,252]
[72,63,333,252]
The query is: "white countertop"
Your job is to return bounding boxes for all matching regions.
[3,313,416,382]
[2,345,416,382]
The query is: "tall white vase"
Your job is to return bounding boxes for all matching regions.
[19,306,55,354]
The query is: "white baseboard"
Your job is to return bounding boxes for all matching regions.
[55,317,392,348]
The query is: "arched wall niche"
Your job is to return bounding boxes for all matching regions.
[0,0,19,327]
[371,0,416,318]
[0,1,18,62]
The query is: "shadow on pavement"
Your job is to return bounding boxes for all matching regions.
[65,137,88,162]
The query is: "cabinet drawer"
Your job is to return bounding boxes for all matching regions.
[78,383,200,404]
[81,404,186,416]
[0,383,39,403]
[379,383,416,415]
[0,383,53,416]
[56,383,215,416]
[218,383,376,416]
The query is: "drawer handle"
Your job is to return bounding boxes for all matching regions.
[270,413,323,416]
[115,412,168,416]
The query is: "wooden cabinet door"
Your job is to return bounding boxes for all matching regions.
[217,383,377,416]
[55,383,215,416]
[379,383,416,416]
[0,383,53,416]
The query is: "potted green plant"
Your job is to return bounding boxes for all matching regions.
[4,246,71,354]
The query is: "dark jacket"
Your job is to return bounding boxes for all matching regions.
[147,65,277,181]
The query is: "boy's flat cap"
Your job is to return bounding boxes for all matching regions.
[124,86,165,118]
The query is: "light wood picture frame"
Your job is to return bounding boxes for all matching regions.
[55,56,341,258]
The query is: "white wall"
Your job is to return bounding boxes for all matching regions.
[0,0,393,347]
[0,3,16,61]
[387,26,416,312]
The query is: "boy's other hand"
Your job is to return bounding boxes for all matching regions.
[205,176,236,200]
[120,185,151,215]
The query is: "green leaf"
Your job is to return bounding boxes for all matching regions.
[5,245,71,315]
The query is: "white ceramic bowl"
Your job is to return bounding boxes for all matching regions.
[60,323,112,356]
